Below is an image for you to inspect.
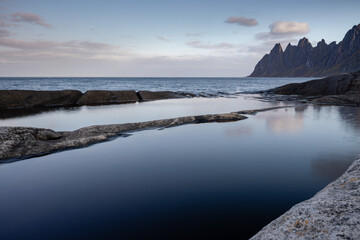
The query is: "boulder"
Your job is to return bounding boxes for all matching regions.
[0,90,82,109]
[138,91,190,101]
[269,71,360,96]
[77,90,139,105]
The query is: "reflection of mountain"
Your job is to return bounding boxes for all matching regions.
[250,24,360,77]
[337,107,360,133]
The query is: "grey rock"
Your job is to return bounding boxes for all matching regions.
[266,71,360,106]
[0,90,82,109]
[312,94,360,106]
[77,90,139,105]
[251,155,360,240]
[138,91,192,101]
[36,130,61,140]
[269,71,360,96]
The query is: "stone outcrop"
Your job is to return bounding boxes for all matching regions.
[0,106,291,161]
[251,155,360,240]
[137,91,193,101]
[267,71,360,106]
[0,90,195,118]
[0,90,82,109]
[250,24,360,77]
[77,90,139,105]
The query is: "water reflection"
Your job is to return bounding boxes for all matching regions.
[311,153,355,182]
[0,99,360,240]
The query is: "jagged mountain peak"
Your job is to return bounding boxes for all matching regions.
[270,43,283,54]
[249,24,360,77]
[317,39,327,46]
[298,37,312,47]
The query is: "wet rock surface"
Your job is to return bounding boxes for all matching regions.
[266,71,360,106]
[0,90,82,109]
[77,90,139,105]
[137,91,193,101]
[0,90,195,118]
[251,155,360,240]
[0,106,291,162]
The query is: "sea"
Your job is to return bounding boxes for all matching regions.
[0,77,313,94]
[1,77,360,240]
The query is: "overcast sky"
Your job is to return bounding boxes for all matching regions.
[0,0,359,77]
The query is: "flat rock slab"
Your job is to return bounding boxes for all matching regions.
[251,155,360,240]
[0,106,291,162]
[138,91,192,101]
[0,90,82,109]
[77,90,139,105]
[312,94,360,106]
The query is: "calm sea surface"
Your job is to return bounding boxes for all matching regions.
[0,77,359,239]
[0,77,312,94]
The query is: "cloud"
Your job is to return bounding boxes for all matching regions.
[0,37,124,60]
[187,41,235,49]
[157,36,172,42]
[11,12,52,28]
[225,16,258,27]
[0,28,10,37]
[270,21,309,35]
[186,32,207,37]
[256,21,309,40]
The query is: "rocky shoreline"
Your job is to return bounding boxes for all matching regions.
[251,154,360,240]
[0,89,193,116]
[0,106,291,162]
[264,71,360,106]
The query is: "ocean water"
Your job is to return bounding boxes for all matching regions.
[0,77,313,94]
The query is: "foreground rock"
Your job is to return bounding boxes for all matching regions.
[0,106,291,161]
[0,90,82,109]
[77,90,139,105]
[251,155,360,240]
[267,71,360,106]
[138,91,193,101]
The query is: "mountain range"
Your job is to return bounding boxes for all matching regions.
[249,24,360,77]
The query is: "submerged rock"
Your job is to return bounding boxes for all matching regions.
[251,155,360,240]
[0,90,82,109]
[77,90,139,105]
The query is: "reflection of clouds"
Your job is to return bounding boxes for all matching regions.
[258,109,304,134]
[225,124,253,137]
[311,154,355,182]
[267,117,303,133]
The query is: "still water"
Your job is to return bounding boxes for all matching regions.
[0,98,359,239]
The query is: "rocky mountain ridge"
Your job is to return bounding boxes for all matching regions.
[250,24,360,77]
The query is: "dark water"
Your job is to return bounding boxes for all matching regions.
[1,104,359,239]
[0,77,312,94]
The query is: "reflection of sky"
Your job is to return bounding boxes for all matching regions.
[0,100,360,239]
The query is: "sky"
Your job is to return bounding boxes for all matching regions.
[0,0,359,77]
